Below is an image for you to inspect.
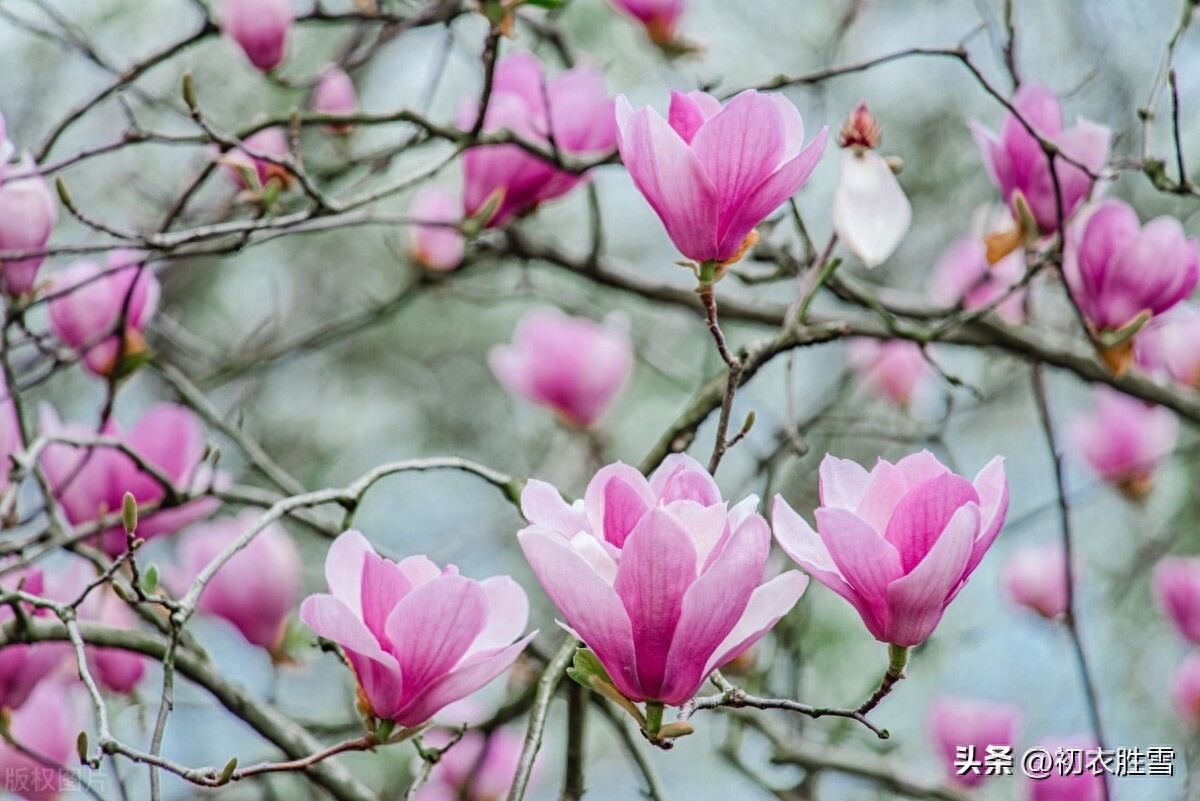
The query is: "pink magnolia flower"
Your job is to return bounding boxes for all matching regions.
[459,52,615,228]
[931,234,1027,325]
[606,0,684,46]
[220,128,293,193]
[1025,737,1105,801]
[1068,387,1177,500]
[846,339,933,406]
[173,511,301,655]
[1135,303,1200,387]
[1063,199,1199,335]
[773,451,1008,647]
[616,89,827,265]
[1002,544,1070,620]
[412,727,533,801]
[408,186,464,272]
[47,251,160,377]
[40,404,221,557]
[970,83,1110,235]
[0,681,86,801]
[928,697,1021,788]
[0,145,57,296]
[311,67,358,134]
[833,104,910,268]
[488,308,633,428]
[218,0,293,72]
[299,530,535,727]
[1153,558,1200,644]
[518,454,810,706]
[46,560,146,694]
[0,568,62,711]
[1172,652,1200,727]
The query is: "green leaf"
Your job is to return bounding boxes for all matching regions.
[525,0,569,7]
[141,565,158,594]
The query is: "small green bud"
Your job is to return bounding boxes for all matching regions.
[121,492,138,535]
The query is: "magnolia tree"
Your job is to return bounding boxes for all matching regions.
[1,1,1199,800]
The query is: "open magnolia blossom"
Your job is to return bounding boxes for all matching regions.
[615,89,827,268]
[518,454,809,708]
[970,82,1110,237]
[1063,198,1200,374]
[0,115,57,297]
[928,697,1021,788]
[1002,544,1070,620]
[773,451,1008,647]
[47,250,160,377]
[39,403,223,556]
[299,530,536,728]
[488,307,633,429]
[1154,557,1200,644]
[1068,387,1178,500]
[458,52,615,228]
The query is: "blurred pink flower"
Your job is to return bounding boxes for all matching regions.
[40,403,221,556]
[1002,544,1070,620]
[1154,557,1200,644]
[846,339,933,406]
[311,67,358,134]
[299,530,535,727]
[218,0,292,72]
[1172,652,1200,728]
[0,681,86,801]
[408,186,464,272]
[931,234,1027,324]
[1069,387,1177,500]
[0,568,62,711]
[488,308,633,428]
[970,83,1110,235]
[1134,304,1200,387]
[412,727,534,801]
[0,147,57,297]
[519,454,808,706]
[1063,199,1199,336]
[220,128,293,193]
[47,251,160,377]
[773,451,1008,647]
[1025,737,1105,801]
[174,510,301,655]
[616,89,827,265]
[928,696,1021,788]
[605,0,684,46]
[459,52,614,227]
